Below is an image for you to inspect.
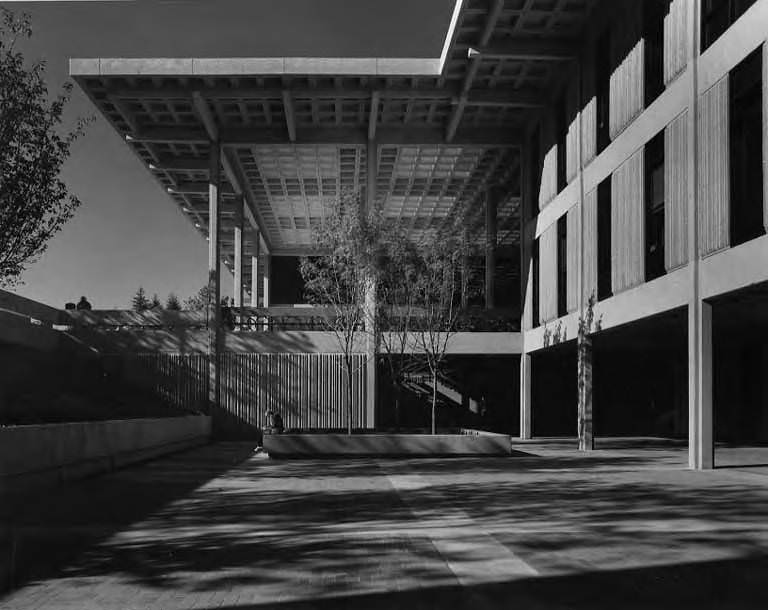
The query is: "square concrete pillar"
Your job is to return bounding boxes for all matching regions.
[520,353,532,439]
[689,299,714,469]
[262,253,271,331]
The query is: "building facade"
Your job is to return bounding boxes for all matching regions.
[70,0,768,468]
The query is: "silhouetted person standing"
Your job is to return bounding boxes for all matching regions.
[76,296,92,310]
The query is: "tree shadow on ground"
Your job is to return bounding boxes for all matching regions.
[0,442,257,592]
[3,443,768,608]
[188,554,768,610]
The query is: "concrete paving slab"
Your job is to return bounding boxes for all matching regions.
[0,440,767,609]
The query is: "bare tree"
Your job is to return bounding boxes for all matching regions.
[300,190,384,434]
[375,226,421,429]
[0,9,89,286]
[412,224,470,434]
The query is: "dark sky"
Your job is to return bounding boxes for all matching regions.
[5,0,453,308]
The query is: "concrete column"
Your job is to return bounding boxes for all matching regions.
[485,189,497,310]
[233,197,244,321]
[262,253,271,331]
[690,300,714,469]
[520,139,532,439]
[250,233,260,308]
[461,230,469,309]
[685,0,713,469]
[520,353,532,439]
[207,141,222,414]
[364,138,378,428]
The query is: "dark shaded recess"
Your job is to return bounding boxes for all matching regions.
[712,282,768,446]
[595,28,611,154]
[645,129,665,282]
[701,0,758,51]
[0,342,198,426]
[644,0,671,107]
[531,341,577,437]
[531,237,540,327]
[272,256,307,305]
[377,355,520,435]
[557,215,567,318]
[592,309,688,439]
[729,46,765,248]
[596,177,612,301]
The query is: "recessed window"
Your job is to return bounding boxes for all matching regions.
[702,0,758,51]
[556,93,567,192]
[530,126,541,217]
[595,30,611,154]
[597,178,612,301]
[645,131,665,281]
[729,47,765,247]
[644,0,671,106]
[532,237,540,328]
[557,216,567,317]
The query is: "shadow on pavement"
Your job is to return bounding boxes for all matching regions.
[0,442,257,593]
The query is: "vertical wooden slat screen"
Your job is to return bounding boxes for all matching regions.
[665,110,689,270]
[764,43,768,232]
[664,0,688,85]
[697,76,730,256]
[539,224,558,322]
[583,189,598,303]
[566,205,580,313]
[611,149,645,293]
[610,40,645,139]
[582,97,597,165]
[522,254,533,330]
[123,352,367,433]
[539,145,558,209]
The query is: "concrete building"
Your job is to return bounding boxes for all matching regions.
[71,0,768,469]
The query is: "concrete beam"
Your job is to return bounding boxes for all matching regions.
[446,0,503,143]
[70,56,445,77]
[468,38,579,62]
[168,182,236,196]
[368,91,380,141]
[127,126,523,147]
[282,90,297,142]
[149,157,209,172]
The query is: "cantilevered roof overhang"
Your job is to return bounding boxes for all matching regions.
[70,0,595,297]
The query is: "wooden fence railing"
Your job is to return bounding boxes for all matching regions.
[117,351,369,433]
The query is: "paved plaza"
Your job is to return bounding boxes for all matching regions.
[2,440,768,609]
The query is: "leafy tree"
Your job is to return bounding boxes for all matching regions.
[131,286,150,312]
[300,190,385,434]
[0,9,89,286]
[411,222,470,434]
[183,285,211,311]
[149,293,162,310]
[165,293,181,311]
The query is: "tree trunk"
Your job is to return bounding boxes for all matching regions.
[577,332,594,451]
[431,370,437,435]
[346,361,353,435]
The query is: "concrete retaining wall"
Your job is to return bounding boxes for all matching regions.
[0,415,211,491]
[263,429,511,457]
